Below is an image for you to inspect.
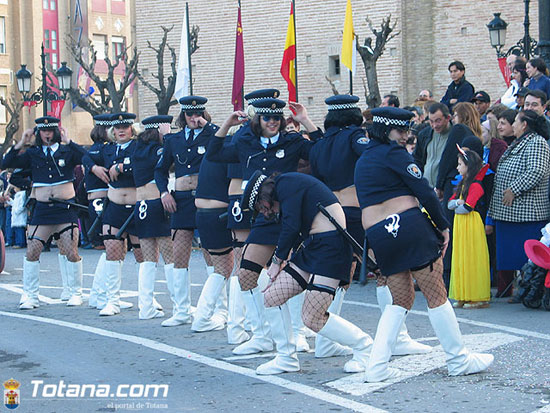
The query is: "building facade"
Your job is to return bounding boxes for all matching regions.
[135,0,539,125]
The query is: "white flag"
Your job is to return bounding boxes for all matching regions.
[174,7,190,100]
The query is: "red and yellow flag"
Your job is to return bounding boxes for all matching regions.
[280,2,297,102]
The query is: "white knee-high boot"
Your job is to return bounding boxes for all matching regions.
[287,292,310,352]
[66,259,83,306]
[428,301,494,376]
[256,303,300,375]
[89,252,106,308]
[99,260,123,316]
[138,261,164,319]
[364,305,407,382]
[227,275,250,344]
[162,267,193,326]
[191,273,227,331]
[315,287,353,358]
[377,285,432,355]
[58,254,70,301]
[20,258,40,310]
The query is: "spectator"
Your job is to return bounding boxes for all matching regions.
[403,105,423,124]
[452,102,483,139]
[500,55,526,109]
[8,186,27,248]
[441,60,475,113]
[525,57,550,100]
[472,91,491,122]
[381,94,400,107]
[515,87,529,111]
[497,109,519,145]
[481,118,508,170]
[524,89,550,139]
[285,116,300,133]
[417,89,434,101]
[488,110,550,298]
[485,104,508,123]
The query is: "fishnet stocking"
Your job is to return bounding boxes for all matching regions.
[238,269,260,291]
[411,258,447,308]
[26,239,44,262]
[231,246,243,277]
[158,236,173,264]
[57,226,80,262]
[302,290,334,332]
[172,230,193,268]
[210,251,234,279]
[263,270,304,307]
[237,243,275,291]
[386,273,415,310]
[376,274,388,287]
[104,239,127,261]
[129,235,143,263]
[140,238,159,262]
[202,249,213,267]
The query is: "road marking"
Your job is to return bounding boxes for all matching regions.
[325,332,522,396]
[1,271,10,275]
[532,404,550,412]
[345,300,550,342]
[0,310,387,413]
[223,351,277,361]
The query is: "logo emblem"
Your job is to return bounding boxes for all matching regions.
[118,115,123,120]
[275,149,285,158]
[156,148,163,156]
[271,103,276,109]
[4,378,20,410]
[192,100,197,106]
[58,159,65,167]
[407,163,422,179]
[384,214,401,238]
[197,146,206,155]
[356,137,369,145]
[138,200,148,220]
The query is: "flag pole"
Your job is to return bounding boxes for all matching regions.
[239,0,244,110]
[186,2,193,95]
[292,0,298,102]
[349,70,353,95]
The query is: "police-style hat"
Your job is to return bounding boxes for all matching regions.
[515,87,529,97]
[371,107,414,130]
[142,115,173,130]
[245,89,280,103]
[93,114,113,127]
[252,98,285,116]
[179,95,207,112]
[325,94,360,111]
[241,170,268,214]
[111,112,137,126]
[471,91,490,103]
[35,116,60,129]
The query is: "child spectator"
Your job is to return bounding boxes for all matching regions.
[7,186,27,248]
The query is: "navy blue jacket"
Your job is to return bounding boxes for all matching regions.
[273,173,338,261]
[84,142,109,192]
[440,77,475,112]
[3,141,86,185]
[309,125,368,191]
[196,136,232,203]
[131,139,163,187]
[154,124,218,194]
[354,140,450,231]
[82,140,137,189]
[207,123,320,180]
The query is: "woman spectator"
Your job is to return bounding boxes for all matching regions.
[525,58,550,100]
[489,110,550,298]
[496,109,519,146]
[501,62,526,109]
[481,118,508,170]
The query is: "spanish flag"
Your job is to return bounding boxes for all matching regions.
[280,2,297,102]
[341,0,356,73]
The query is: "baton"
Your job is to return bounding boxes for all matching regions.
[115,211,134,239]
[218,211,228,222]
[87,198,108,239]
[359,237,369,285]
[49,197,88,211]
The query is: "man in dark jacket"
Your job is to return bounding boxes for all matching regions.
[440,61,475,113]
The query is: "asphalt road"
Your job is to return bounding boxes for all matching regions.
[1,247,549,413]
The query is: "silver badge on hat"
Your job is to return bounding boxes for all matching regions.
[58,159,65,167]
[197,146,206,154]
[275,149,285,158]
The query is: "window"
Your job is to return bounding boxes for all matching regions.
[51,30,57,50]
[92,34,107,59]
[43,0,49,9]
[112,36,125,58]
[50,0,56,10]
[329,55,341,77]
[44,29,50,49]
[0,86,6,124]
[51,53,58,70]
[0,17,5,54]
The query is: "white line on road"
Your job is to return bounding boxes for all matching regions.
[0,310,386,413]
[325,332,522,396]
[532,404,550,412]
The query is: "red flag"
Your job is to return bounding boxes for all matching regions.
[231,4,245,111]
[498,57,511,88]
[280,2,297,102]
[51,100,66,118]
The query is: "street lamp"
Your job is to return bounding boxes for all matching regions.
[487,13,508,56]
[15,44,72,116]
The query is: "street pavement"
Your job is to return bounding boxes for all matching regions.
[1,247,549,413]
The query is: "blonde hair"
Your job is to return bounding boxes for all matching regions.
[453,102,483,139]
[108,122,140,141]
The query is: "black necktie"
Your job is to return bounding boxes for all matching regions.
[188,129,194,141]
[47,147,53,158]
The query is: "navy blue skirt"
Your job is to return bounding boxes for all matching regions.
[196,208,233,250]
[343,206,364,246]
[246,214,281,246]
[171,190,197,230]
[291,230,352,281]
[227,194,253,230]
[30,199,78,226]
[495,220,546,271]
[102,201,136,236]
[134,199,171,239]
[366,208,441,276]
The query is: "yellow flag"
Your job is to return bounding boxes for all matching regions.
[341,0,356,73]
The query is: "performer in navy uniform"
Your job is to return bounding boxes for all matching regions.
[2,116,86,309]
[87,114,112,309]
[155,96,213,327]
[241,171,373,375]
[82,112,142,316]
[207,97,319,355]
[309,96,432,369]
[354,107,493,382]
[133,115,174,320]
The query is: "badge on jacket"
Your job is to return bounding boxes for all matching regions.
[123,157,130,164]
[276,149,285,159]
[357,137,369,144]
[407,163,422,179]
[197,146,206,155]
[58,159,65,167]
[157,148,163,156]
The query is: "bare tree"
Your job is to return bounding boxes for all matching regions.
[66,35,140,115]
[0,94,24,155]
[136,25,200,115]
[356,15,400,108]
[325,75,340,96]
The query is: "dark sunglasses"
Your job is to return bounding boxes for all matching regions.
[185,111,204,117]
[262,115,282,122]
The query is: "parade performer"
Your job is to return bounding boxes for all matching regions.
[2,117,86,309]
[87,114,112,309]
[354,107,493,382]
[155,96,212,327]
[207,98,319,355]
[309,95,431,370]
[241,171,373,375]
[83,112,143,316]
[132,115,175,319]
